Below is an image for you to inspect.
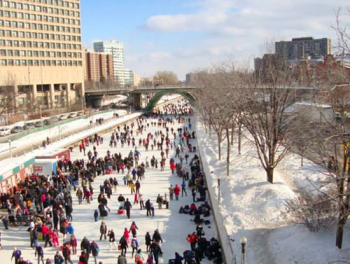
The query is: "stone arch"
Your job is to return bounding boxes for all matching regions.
[145,90,196,111]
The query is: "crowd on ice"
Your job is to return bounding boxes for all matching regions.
[1,100,223,264]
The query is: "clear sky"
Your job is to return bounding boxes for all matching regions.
[81,0,350,81]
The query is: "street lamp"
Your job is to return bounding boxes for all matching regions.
[8,139,12,158]
[240,236,247,264]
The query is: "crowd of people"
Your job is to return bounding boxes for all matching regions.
[1,99,222,264]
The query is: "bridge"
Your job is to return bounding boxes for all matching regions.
[84,85,198,110]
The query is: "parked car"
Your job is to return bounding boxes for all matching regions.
[77,112,84,116]
[34,121,43,127]
[44,116,59,125]
[23,122,35,130]
[58,114,68,120]
[68,112,77,118]
[11,125,24,134]
[0,127,11,137]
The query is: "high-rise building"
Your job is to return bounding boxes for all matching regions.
[275,37,331,62]
[124,68,134,87]
[0,0,84,111]
[93,40,125,86]
[85,49,113,83]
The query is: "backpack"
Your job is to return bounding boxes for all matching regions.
[135,255,143,264]
[131,240,136,248]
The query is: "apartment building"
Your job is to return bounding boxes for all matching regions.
[275,37,331,62]
[85,49,113,83]
[0,0,84,112]
[93,40,125,87]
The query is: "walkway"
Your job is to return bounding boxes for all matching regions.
[1,110,216,263]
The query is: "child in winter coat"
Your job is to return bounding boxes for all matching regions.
[94,210,99,222]
[52,229,60,247]
[70,234,77,255]
[146,253,154,264]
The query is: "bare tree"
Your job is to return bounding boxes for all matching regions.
[0,73,19,123]
[154,71,178,85]
[236,62,298,183]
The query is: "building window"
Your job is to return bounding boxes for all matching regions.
[28,60,33,66]
[15,59,20,66]
[6,40,12,46]
[11,12,16,18]
[45,60,50,66]
[26,41,31,47]
[24,13,29,20]
[25,32,31,38]
[32,32,37,38]
[51,60,56,66]
[1,59,7,66]
[5,30,11,37]
[20,50,26,56]
[13,50,19,56]
[8,59,14,66]
[19,41,25,47]
[0,49,6,56]
[27,50,32,56]
[7,49,13,56]
[57,60,61,66]
[17,12,22,19]
[0,40,5,46]
[21,59,27,66]
[33,60,39,66]
[39,51,44,57]
[0,30,3,36]
[18,31,23,38]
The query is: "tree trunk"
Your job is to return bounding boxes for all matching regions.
[336,147,348,249]
[238,122,242,155]
[226,127,230,177]
[267,166,274,184]
[218,132,222,161]
[301,155,304,166]
[230,122,234,146]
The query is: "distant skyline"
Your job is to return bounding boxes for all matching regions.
[81,0,350,81]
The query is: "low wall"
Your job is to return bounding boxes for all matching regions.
[194,114,236,264]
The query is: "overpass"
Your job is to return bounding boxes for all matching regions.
[84,85,198,110]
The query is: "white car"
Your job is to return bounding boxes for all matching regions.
[0,127,11,137]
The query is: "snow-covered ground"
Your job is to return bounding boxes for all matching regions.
[1,95,219,264]
[2,93,349,264]
[196,118,350,264]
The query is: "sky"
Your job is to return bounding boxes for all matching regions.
[80,0,350,80]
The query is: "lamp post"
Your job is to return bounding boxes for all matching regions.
[8,139,12,158]
[240,236,247,264]
[218,177,221,204]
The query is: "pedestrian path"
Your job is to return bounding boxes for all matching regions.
[1,111,217,264]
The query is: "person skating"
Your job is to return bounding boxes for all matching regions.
[100,221,108,240]
[124,198,132,219]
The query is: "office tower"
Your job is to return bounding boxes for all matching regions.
[0,0,84,111]
[93,40,125,86]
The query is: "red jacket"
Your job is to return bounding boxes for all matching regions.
[174,185,180,195]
